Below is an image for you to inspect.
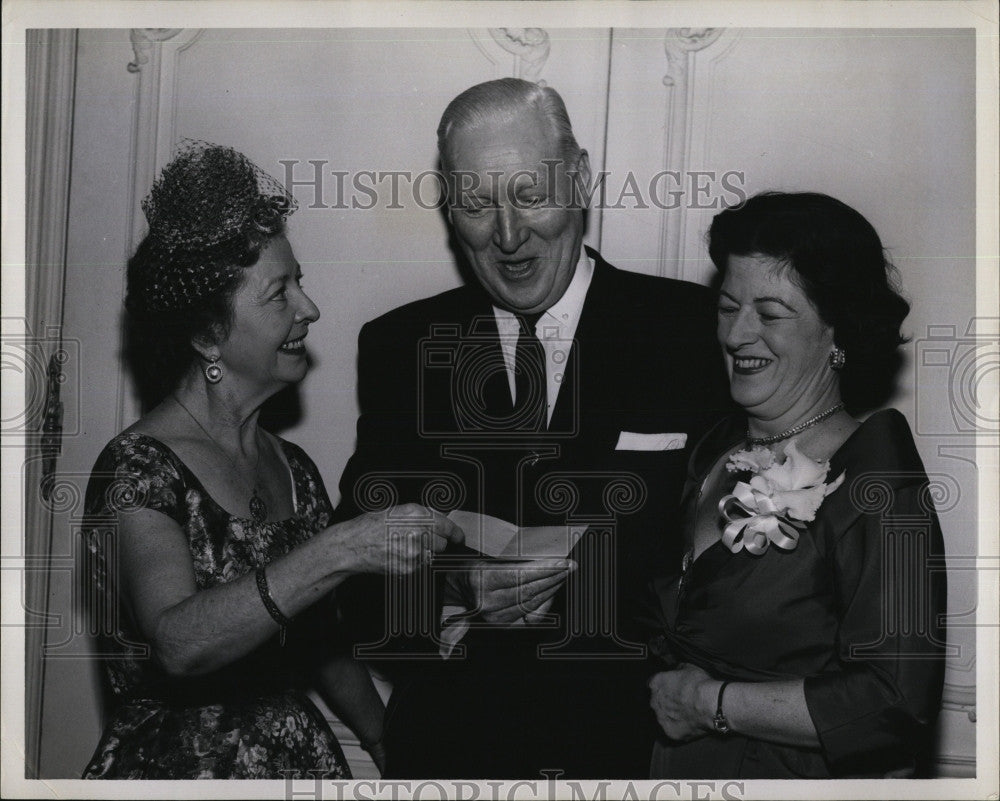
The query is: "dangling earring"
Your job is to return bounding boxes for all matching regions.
[829,346,846,371]
[204,355,223,384]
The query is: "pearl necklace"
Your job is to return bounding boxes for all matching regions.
[746,402,845,447]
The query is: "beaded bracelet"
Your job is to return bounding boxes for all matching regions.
[256,565,293,646]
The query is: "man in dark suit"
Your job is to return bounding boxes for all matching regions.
[334,78,731,778]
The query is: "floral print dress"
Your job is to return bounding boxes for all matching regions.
[81,432,350,779]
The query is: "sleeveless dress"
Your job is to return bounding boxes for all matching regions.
[81,432,350,779]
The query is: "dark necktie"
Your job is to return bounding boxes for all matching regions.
[513,312,547,431]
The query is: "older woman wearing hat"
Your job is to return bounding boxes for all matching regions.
[81,143,462,779]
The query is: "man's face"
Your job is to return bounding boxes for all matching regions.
[445,111,590,315]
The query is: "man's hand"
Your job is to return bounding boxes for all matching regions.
[444,558,576,625]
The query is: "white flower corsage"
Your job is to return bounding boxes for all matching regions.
[719,439,845,555]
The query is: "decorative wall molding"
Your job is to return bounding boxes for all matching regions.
[124,28,203,253]
[119,28,203,429]
[491,28,551,83]
[657,28,729,280]
[469,28,551,83]
[23,28,79,780]
[941,681,976,722]
[26,30,77,361]
[933,753,976,777]
[663,28,724,87]
[127,28,184,73]
[934,681,976,777]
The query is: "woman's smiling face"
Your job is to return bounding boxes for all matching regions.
[717,254,837,425]
[214,235,320,397]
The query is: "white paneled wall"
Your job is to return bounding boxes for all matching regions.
[38,26,977,778]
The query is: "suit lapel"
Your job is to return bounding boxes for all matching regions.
[549,252,620,440]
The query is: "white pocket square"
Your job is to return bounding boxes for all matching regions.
[615,431,688,451]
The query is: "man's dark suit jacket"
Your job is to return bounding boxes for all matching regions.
[333,248,732,778]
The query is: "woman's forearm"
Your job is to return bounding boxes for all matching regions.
[651,665,820,748]
[721,679,819,747]
[146,522,361,676]
[128,504,457,678]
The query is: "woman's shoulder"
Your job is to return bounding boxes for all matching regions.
[93,429,186,476]
[112,400,218,478]
[816,409,934,545]
[86,430,190,519]
[832,408,928,482]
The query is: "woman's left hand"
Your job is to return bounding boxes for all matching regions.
[649,663,720,742]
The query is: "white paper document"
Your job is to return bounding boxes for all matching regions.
[445,509,585,559]
[438,511,585,657]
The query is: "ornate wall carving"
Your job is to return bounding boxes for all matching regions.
[658,28,730,281]
[127,28,184,73]
[662,28,724,87]
[120,28,203,429]
[469,28,551,83]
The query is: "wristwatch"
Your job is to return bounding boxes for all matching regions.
[713,681,732,735]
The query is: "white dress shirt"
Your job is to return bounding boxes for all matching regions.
[439,251,595,657]
[492,251,595,426]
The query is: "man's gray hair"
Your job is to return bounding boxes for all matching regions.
[437,78,582,171]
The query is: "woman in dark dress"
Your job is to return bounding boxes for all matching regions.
[82,143,462,779]
[648,192,947,779]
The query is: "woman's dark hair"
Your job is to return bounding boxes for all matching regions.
[707,191,910,412]
[124,143,296,406]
